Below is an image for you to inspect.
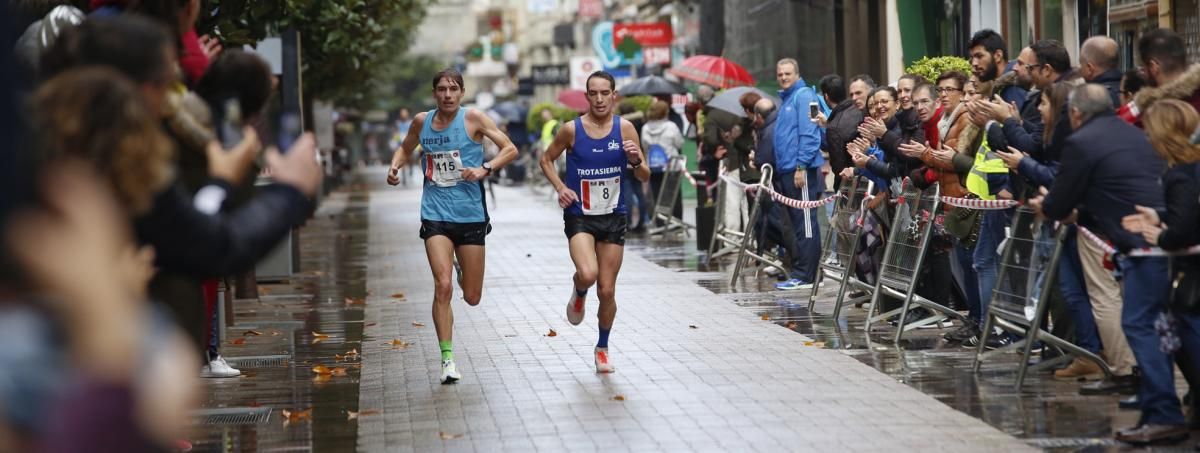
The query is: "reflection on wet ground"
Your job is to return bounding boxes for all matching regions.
[624,231,1190,452]
[188,185,371,452]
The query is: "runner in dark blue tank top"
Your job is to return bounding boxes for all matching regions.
[539,71,651,373]
[387,69,518,384]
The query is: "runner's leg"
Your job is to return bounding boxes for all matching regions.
[593,241,623,373]
[455,244,485,306]
[426,236,457,348]
[566,232,598,325]
[595,242,623,330]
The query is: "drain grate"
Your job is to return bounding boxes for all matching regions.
[1025,437,1123,448]
[193,407,273,425]
[224,354,290,368]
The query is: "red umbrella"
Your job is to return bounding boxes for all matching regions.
[557,89,589,113]
[669,55,756,89]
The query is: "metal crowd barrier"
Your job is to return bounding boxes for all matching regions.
[648,155,692,237]
[730,164,786,286]
[808,176,875,319]
[865,180,968,343]
[708,173,749,259]
[972,208,1112,389]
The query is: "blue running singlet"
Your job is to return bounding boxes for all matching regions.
[564,115,627,216]
[419,108,487,223]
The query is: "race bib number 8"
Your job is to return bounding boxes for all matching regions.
[426,151,464,187]
[581,176,620,215]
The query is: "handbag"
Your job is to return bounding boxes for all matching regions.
[1170,258,1200,313]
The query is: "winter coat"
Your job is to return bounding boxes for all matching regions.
[773,79,824,172]
[1131,64,1200,128]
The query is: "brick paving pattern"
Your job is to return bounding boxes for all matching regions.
[355,168,1034,452]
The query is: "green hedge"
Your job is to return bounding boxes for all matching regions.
[905,56,972,84]
[527,102,581,133]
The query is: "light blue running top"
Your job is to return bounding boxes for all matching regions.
[419,107,486,223]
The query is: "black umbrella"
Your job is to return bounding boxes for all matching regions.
[706,86,779,118]
[618,75,687,96]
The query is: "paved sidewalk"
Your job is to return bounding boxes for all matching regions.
[355,167,1032,452]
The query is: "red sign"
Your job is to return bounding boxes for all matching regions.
[613,23,673,48]
[578,0,603,19]
[643,46,671,65]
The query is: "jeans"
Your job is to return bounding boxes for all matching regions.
[1057,228,1101,353]
[950,241,981,323]
[974,209,1007,324]
[1119,256,1185,425]
[776,168,824,282]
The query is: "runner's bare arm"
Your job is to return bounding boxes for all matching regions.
[465,109,518,182]
[539,121,578,208]
[387,112,425,185]
[621,119,650,182]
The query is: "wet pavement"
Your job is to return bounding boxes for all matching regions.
[186,168,1192,452]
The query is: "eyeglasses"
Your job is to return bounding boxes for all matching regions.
[937,87,961,94]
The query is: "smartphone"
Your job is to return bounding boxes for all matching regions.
[218,98,243,150]
[276,110,302,153]
[808,102,819,119]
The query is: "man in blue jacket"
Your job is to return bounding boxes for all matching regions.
[1035,84,1184,446]
[772,58,824,290]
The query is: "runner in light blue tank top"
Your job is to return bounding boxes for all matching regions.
[418,107,486,223]
[386,69,518,385]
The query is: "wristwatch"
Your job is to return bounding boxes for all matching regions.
[482,162,493,175]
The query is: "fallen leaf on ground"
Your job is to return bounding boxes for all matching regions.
[387,339,410,348]
[281,408,312,424]
[269,330,282,336]
[411,321,425,327]
[240,371,257,378]
[344,297,366,306]
[612,395,626,401]
[243,330,264,336]
[330,367,348,377]
[545,329,557,337]
[688,325,698,329]
[346,409,382,420]
[364,322,377,327]
[390,293,405,299]
[231,338,246,345]
[760,314,771,321]
[439,432,464,440]
[312,331,331,343]
[785,322,797,329]
[334,354,344,361]
[312,364,332,375]
[345,349,359,359]
[312,374,332,384]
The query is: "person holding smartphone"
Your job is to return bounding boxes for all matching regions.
[386,69,517,384]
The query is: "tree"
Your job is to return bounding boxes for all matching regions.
[197,0,430,110]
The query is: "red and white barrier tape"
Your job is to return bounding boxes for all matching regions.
[1077,226,1200,257]
[719,173,756,192]
[762,186,842,209]
[939,196,1020,210]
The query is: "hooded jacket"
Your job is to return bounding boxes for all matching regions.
[641,119,684,162]
[773,79,824,172]
[1130,64,1200,127]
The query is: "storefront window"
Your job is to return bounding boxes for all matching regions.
[1041,0,1063,41]
[1176,0,1200,65]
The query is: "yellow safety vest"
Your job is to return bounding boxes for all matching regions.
[541,119,559,147]
[964,122,1009,200]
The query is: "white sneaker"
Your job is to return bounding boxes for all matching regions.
[440,359,461,384]
[566,289,585,326]
[763,266,782,276]
[201,356,241,378]
[594,347,614,374]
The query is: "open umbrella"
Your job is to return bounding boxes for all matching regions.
[669,55,755,89]
[705,86,779,118]
[557,89,589,113]
[491,101,526,123]
[619,75,687,96]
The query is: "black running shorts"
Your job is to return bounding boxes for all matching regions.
[419,220,491,246]
[563,213,627,245]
